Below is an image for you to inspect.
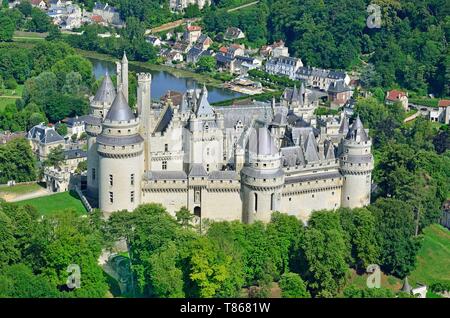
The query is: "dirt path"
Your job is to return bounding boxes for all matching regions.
[4,188,52,203]
[227,1,259,12]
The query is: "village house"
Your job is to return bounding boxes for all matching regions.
[328,80,354,109]
[92,2,123,26]
[169,0,211,11]
[27,123,65,161]
[234,55,262,75]
[61,115,89,139]
[265,56,303,80]
[146,35,162,47]
[385,89,409,110]
[224,27,245,41]
[30,0,47,10]
[215,53,236,73]
[161,49,184,64]
[429,99,450,124]
[186,47,213,64]
[195,34,213,50]
[295,66,350,91]
[184,25,202,45]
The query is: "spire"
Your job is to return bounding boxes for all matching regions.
[299,82,305,106]
[122,51,128,63]
[346,115,369,142]
[339,112,349,135]
[401,277,412,294]
[304,131,319,162]
[195,85,214,116]
[105,90,135,122]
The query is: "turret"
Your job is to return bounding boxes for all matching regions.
[97,91,144,217]
[86,73,116,199]
[121,52,129,103]
[339,115,373,208]
[241,125,284,223]
[137,73,152,171]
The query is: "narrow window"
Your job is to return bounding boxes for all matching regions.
[130,191,134,203]
[206,164,210,172]
[254,193,258,212]
[271,193,275,210]
[164,144,168,152]
[162,161,167,170]
[109,192,113,203]
[130,174,134,186]
[92,168,96,180]
[109,174,113,186]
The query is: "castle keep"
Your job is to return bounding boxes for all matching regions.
[85,54,373,222]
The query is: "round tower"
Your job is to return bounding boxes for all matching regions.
[86,73,116,199]
[241,126,285,223]
[339,115,374,208]
[97,91,144,217]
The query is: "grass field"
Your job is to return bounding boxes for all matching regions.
[342,224,450,296]
[0,183,45,195]
[0,98,17,111]
[15,191,88,216]
[409,224,450,287]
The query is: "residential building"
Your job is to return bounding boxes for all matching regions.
[295,66,350,91]
[27,123,65,161]
[224,27,245,41]
[265,56,303,80]
[386,89,409,110]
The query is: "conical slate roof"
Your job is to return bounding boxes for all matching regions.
[105,91,135,122]
[401,277,412,293]
[247,126,279,156]
[304,131,320,162]
[346,115,369,142]
[195,85,214,116]
[93,73,116,104]
[339,113,349,135]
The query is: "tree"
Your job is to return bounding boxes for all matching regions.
[75,160,87,174]
[369,198,422,278]
[0,137,36,183]
[56,123,68,137]
[299,211,348,297]
[338,208,380,271]
[44,145,65,168]
[343,285,395,298]
[0,210,19,269]
[148,242,185,297]
[46,25,62,41]
[17,1,33,17]
[175,206,194,229]
[279,272,310,298]
[197,56,217,73]
[51,55,93,88]
[26,7,52,33]
[0,264,59,298]
[0,14,15,42]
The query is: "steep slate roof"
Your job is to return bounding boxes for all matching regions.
[209,170,238,180]
[304,131,320,162]
[328,80,352,93]
[195,86,214,116]
[105,91,135,122]
[324,139,335,159]
[64,149,87,160]
[93,73,116,104]
[189,163,208,177]
[247,126,279,156]
[346,115,369,142]
[154,105,174,133]
[401,277,412,293]
[27,124,64,144]
[338,113,350,135]
[281,146,306,167]
[146,171,187,180]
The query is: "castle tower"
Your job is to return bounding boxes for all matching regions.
[339,115,373,208]
[97,91,144,217]
[241,125,285,223]
[121,52,129,103]
[86,73,116,199]
[137,73,152,171]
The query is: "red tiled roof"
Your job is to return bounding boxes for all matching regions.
[91,15,104,23]
[219,47,228,53]
[187,25,202,32]
[438,99,450,107]
[387,90,407,101]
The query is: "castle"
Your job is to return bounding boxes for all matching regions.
[85,54,373,223]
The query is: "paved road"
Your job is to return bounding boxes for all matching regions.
[6,188,52,203]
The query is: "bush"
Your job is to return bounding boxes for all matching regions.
[5,78,17,90]
[279,272,310,298]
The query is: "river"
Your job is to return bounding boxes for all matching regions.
[90,58,243,103]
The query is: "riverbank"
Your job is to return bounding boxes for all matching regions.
[76,49,225,89]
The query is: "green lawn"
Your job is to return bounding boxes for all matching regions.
[342,224,450,296]
[15,191,88,216]
[0,182,45,195]
[409,224,450,287]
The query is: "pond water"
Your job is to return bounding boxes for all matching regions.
[90,58,243,103]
